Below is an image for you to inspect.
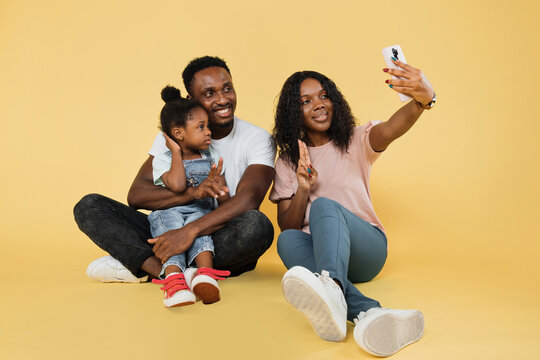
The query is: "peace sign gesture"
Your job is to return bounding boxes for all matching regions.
[296,140,318,192]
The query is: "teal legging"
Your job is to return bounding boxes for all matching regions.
[277,197,388,322]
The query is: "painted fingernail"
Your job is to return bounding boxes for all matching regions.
[385,79,389,84]
[383,68,389,72]
[307,167,312,175]
[309,174,312,178]
[391,56,397,61]
[389,85,393,88]
[309,163,313,168]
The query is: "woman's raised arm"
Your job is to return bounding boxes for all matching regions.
[370,59,435,152]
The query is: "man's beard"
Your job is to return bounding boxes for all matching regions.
[212,117,234,128]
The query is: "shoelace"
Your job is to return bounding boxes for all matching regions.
[354,311,367,325]
[354,307,384,324]
[317,270,340,291]
[195,267,231,280]
[152,273,189,298]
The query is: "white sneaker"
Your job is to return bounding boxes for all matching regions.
[353,307,424,357]
[190,267,231,305]
[281,266,347,342]
[86,256,148,283]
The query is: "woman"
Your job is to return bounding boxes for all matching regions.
[270,59,435,357]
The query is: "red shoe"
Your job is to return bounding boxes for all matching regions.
[152,273,196,307]
[191,268,230,304]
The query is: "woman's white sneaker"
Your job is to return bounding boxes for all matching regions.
[282,266,347,342]
[353,307,424,357]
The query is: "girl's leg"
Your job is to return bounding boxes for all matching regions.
[160,254,187,279]
[309,197,387,320]
[149,207,190,279]
[184,210,228,304]
[184,210,214,269]
[193,251,213,268]
[152,252,195,308]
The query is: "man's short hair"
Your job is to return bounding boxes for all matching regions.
[182,56,231,95]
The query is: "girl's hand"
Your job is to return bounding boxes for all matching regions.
[296,140,318,192]
[192,157,229,199]
[163,132,181,154]
[384,59,434,106]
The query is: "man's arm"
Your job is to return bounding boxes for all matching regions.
[127,155,196,210]
[195,164,275,233]
[149,164,275,262]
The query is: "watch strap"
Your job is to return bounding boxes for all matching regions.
[417,92,436,110]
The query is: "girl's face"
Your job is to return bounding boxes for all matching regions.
[173,107,212,151]
[299,78,333,135]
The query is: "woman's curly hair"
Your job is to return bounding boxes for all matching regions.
[272,71,356,170]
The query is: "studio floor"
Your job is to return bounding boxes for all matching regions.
[2,228,538,360]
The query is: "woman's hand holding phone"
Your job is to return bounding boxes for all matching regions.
[382,45,434,106]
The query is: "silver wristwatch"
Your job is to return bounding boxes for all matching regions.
[418,92,436,110]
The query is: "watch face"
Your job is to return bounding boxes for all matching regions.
[428,93,436,107]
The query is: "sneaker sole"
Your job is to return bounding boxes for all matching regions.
[355,311,424,357]
[282,276,345,342]
[193,283,220,304]
[165,300,195,308]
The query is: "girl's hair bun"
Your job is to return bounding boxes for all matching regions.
[161,85,181,102]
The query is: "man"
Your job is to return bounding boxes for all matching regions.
[74,56,276,282]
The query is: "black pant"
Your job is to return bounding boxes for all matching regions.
[73,194,274,278]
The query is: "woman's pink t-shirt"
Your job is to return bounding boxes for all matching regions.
[269,121,384,234]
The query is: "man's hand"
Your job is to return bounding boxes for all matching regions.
[192,157,229,199]
[148,225,198,263]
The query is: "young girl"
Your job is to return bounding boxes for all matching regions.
[271,60,434,357]
[148,85,230,308]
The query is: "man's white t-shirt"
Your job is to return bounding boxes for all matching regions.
[148,116,276,196]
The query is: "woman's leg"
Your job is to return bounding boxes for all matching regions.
[277,222,382,322]
[278,229,348,340]
[277,229,316,271]
[309,197,387,320]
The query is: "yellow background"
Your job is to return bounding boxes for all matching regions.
[1,0,539,359]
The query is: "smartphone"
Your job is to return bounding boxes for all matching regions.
[382,45,412,102]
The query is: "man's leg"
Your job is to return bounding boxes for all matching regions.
[212,210,274,276]
[74,193,158,278]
